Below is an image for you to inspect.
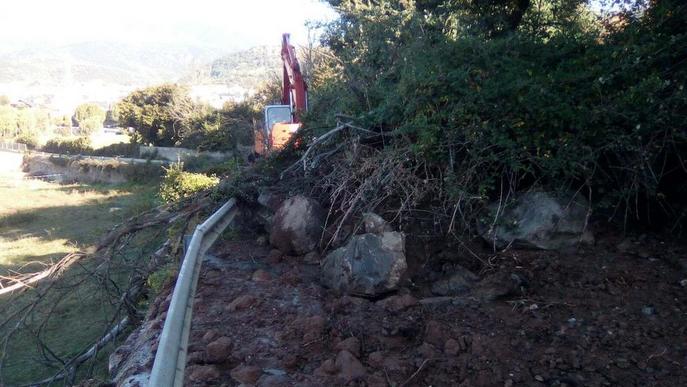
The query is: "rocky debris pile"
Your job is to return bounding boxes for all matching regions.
[478,191,594,250]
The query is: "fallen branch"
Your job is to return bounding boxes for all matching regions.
[23,317,130,387]
[0,252,84,296]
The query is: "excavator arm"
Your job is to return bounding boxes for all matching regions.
[281,33,308,123]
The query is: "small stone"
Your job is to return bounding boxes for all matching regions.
[263,368,287,376]
[367,351,385,368]
[257,374,291,387]
[417,342,438,358]
[202,329,219,343]
[187,351,205,364]
[642,306,655,316]
[227,295,258,311]
[534,375,544,382]
[206,336,232,363]
[679,279,687,287]
[231,364,262,385]
[314,358,337,375]
[431,265,478,296]
[335,337,361,358]
[616,358,630,369]
[424,320,446,346]
[252,269,272,282]
[444,338,461,355]
[335,350,366,382]
[266,249,283,263]
[362,212,392,234]
[188,365,220,382]
[302,315,326,342]
[616,238,633,253]
[376,294,418,312]
[304,251,320,264]
[637,249,651,258]
[256,235,269,246]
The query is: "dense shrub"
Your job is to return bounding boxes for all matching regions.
[302,0,687,232]
[92,142,140,158]
[42,137,94,155]
[159,163,220,203]
[15,132,38,149]
[123,161,164,183]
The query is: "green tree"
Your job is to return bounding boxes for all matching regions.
[73,103,106,135]
[15,108,37,134]
[0,106,17,137]
[115,84,200,146]
[104,105,120,127]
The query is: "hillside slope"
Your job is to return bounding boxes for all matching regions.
[0,41,223,85]
[181,45,282,89]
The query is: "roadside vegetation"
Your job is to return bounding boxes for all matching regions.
[288,0,687,236]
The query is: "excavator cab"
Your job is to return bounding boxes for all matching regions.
[254,105,300,155]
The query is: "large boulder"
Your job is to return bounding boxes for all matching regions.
[321,232,407,296]
[478,191,594,250]
[269,195,325,255]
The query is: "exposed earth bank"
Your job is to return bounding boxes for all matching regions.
[111,231,687,386]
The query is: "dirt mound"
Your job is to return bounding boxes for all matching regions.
[168,232,687,386]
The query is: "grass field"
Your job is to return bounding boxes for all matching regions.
[0,166,156,271]
[0,154,160,385]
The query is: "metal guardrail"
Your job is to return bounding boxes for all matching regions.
[0,141,27,152]
[149,198,238,387]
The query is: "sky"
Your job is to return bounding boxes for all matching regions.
[0,0,338,52]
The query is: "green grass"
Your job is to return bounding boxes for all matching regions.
[0,167,161,385]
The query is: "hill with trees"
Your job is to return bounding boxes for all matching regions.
[180,45,282,89]
[0,41,224,85]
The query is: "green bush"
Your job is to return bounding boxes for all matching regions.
[92,142,139,158]
[42,137,94,155]
[15,132,38,149]
[305,1,687,231]
[123,161,164,183]
[159,163,220,203]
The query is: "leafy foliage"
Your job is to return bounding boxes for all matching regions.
[115,84,262,151]
[42,137,94,155]
[306,0,687,231]
[159,163,220,203]
[73,103,106,135]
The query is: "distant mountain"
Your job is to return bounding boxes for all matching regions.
[181,45,282,90]
[0,41,226,86]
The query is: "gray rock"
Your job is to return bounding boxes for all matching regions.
[431,265,479,296]
[362,212,392,234]
[269,195,325,255]
[478,191,594,250]
[321,232,407,296]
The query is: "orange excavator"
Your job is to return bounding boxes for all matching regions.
[254,33,308,155]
